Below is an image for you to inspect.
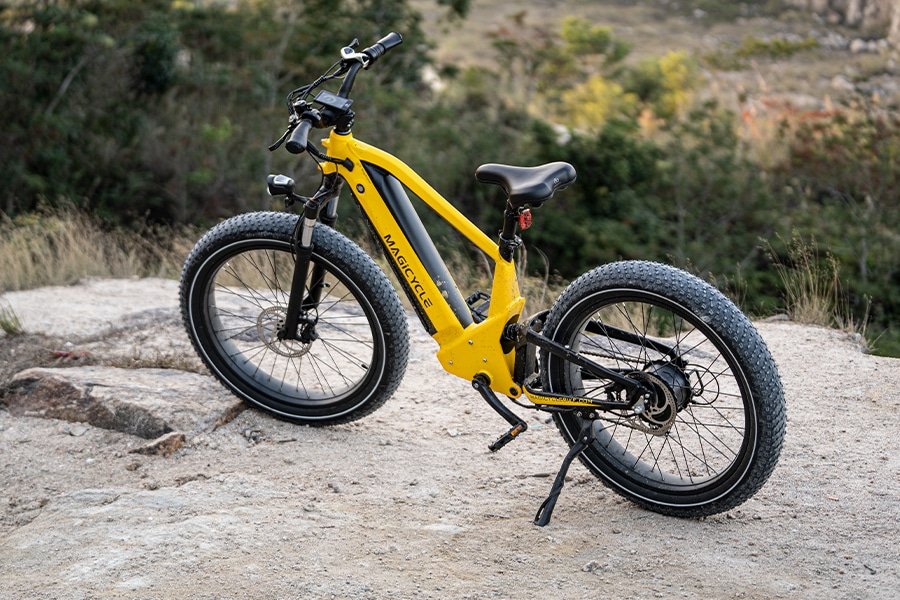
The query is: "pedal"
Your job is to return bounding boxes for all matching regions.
[489,423,527,452]
[471,375,528,452]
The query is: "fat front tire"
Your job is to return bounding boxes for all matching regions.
[180,211,409,424]
[542,261,785,517]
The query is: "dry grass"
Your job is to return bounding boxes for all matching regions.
[768,234,869,345]
[436,242,566,317]
[1,208,564,334]
[771,235,837,325]
[515,244,565,314]
[0,208,196,292]
[0,302,24,336]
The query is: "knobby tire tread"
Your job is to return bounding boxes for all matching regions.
[179,211,409,425]
[543,260,786,517]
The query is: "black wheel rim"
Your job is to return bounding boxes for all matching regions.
[193,239,384,411]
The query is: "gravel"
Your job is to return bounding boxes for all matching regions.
[1,279,898,599]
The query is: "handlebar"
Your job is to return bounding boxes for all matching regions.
[337,32,402,97]
[274,32,404,155]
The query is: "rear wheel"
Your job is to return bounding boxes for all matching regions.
[180,211,409,424]
[542,261,785,516]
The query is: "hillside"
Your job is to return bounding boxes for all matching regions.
[413,0,900,107]
[1,277,898,598]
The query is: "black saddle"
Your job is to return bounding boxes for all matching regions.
[475,162,576,209]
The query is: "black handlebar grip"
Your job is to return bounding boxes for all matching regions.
[376,31,403,52]
[363,32,403,64]
[285,119,312,154]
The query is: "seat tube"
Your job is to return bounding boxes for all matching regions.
[498,202,520,262]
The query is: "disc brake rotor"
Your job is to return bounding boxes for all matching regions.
[256,306,311,358]
[625,371,677,436]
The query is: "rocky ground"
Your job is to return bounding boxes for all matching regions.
[1,278,898,599]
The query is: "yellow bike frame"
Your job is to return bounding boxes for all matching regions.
[317,130,602,410]
[319,131,526,397]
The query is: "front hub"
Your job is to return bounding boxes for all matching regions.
[258,306,312,358]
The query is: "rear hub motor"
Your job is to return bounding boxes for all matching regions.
[628,362,692,436]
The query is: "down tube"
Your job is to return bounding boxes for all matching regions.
[363,163,474,330]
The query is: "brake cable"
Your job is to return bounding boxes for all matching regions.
[285,59,345,107]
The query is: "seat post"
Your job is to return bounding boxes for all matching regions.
[498,202,521,262]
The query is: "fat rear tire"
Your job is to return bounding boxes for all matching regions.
[542,261,785,517]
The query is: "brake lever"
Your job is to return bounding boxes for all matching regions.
[340,45,370,65]
[268,126,292,152]
[269,108,305,152]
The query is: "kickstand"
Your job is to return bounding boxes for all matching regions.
[533,420,595,527]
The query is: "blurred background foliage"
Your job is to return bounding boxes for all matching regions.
[1,0,897,354]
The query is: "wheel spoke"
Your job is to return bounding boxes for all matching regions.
[204,247,377,404]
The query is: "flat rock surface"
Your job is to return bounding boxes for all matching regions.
[1,278,898,599]
[5,366,244,439]
[2,277,179,338]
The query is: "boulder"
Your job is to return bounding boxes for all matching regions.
[831,74,857,91]
[3,367,244,439]
[0,278,180,338]
[849,38,869,52]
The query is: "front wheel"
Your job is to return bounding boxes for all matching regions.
[542,261,785,517]
[180,211,409,424]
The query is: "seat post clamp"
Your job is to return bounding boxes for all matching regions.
[498,233,522,262]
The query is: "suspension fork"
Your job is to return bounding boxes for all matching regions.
[277,174,343,340]
[305,185,341,307]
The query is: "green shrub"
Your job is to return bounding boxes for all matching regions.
[0,302,23,336]
[735,35,819,59]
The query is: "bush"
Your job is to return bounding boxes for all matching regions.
[735,35,819,59]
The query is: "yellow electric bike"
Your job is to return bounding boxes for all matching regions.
[180,33,786,525]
